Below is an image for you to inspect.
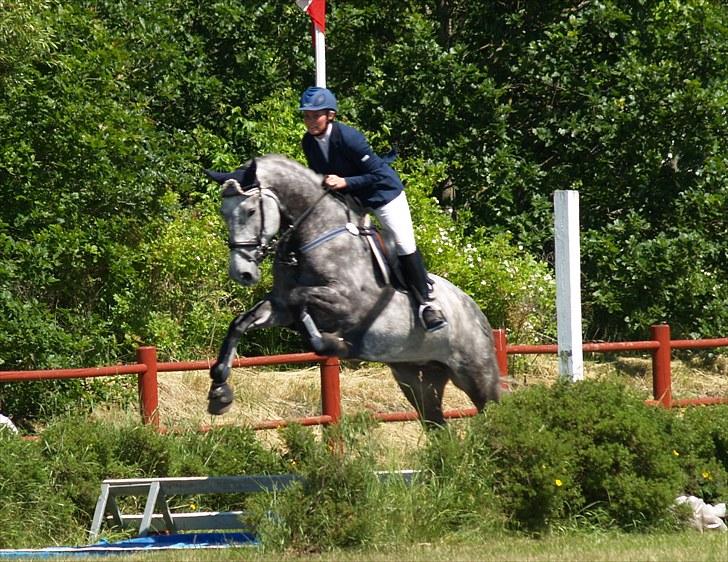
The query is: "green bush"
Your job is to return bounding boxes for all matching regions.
[414,428,506,538]
[424,380,686,533]
[668,405,728,503]
[4,389,728,549]
[5,417,282,544]
[169,425,284,477]
[0,376,134,424]
[39,419,172,523]
[247,414,390,550]
[0,432,80,548]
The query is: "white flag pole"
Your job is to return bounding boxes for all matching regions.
[314,24,326,87]
[554,190,584,381]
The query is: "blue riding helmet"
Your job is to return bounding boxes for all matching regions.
[298,87,338,112]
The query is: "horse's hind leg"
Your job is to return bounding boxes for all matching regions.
[390,363,448,429]
[209,298,291,415]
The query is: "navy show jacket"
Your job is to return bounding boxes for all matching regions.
[302,121,403,209]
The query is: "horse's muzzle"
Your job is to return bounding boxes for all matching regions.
[229,256,260,285]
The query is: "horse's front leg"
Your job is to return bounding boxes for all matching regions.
[290,285,353,356]
[209,298,291,415]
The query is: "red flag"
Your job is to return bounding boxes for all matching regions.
[296,0,325,32]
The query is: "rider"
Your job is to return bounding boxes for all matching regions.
[298,86,447,332]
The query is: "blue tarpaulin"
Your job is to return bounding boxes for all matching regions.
[0,533,258,558]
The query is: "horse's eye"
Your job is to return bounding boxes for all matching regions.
[247,208,256,217]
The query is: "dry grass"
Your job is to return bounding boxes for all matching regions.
[507,352,728,399]
[152,362,439,455]
[109,351,728,459]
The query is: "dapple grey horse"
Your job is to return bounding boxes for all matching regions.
[204,154,500,426]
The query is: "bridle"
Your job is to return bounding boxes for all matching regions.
[221,178,341,264]
[222,180,284,264]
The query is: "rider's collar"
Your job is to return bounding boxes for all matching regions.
[313,123,333,161]
[313,122,333,140]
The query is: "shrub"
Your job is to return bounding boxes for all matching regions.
[451,387,584,532]
[39,419,172,522]
[169,425,285,477]
[441,380,685,533]
[0,432,80,548]
[668,405,728,503]
[247,414,390,551]
[39,417,286,518]
[414,427,506,539]
[3,389,728,550]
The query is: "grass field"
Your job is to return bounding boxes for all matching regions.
[50,530,728,561]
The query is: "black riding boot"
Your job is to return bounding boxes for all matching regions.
[399,250,448,332]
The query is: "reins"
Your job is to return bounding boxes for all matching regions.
[274,184,336,252]
[222,178,349,263]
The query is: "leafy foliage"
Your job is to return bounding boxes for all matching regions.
[3,393,728,548]
[3,0,728,418]
[668,405,728,503]
[0,417,284,548]
[247,416,384,550]
[0,430,77,548]
[423,380,686,533]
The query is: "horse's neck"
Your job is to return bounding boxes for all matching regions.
[283,187,361,235]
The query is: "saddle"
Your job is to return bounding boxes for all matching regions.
[334,192,407,292]
[359,218,408,291]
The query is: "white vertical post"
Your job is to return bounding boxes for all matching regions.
[297,0,327,87]
[554,190,584,381]
[314,26,326,87]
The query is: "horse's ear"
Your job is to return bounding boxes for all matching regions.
[203,168,231,184]
[242,158,259,188]
[203,160,258,187]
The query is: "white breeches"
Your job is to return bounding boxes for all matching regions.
[372,191,417,256]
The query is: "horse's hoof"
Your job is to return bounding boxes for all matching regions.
[320,333,351,357]
[208,382,234,415]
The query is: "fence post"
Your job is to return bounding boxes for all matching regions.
[650,324,672,408]
[320,356,341,423]
[492,329,509,390]
[136,346,160,428]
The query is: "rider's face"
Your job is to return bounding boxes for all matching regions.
[303,110,333,136]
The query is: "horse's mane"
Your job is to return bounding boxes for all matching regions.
[256,154,322,193]
[256,153,365,214]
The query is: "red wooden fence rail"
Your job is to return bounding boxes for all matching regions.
[493,324,728,409]
[2,323,728,431]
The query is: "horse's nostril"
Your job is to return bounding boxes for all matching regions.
[240,272,253,283]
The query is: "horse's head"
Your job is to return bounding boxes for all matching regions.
[204,160,282,285]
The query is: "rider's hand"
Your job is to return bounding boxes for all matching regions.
[323,175,347,190]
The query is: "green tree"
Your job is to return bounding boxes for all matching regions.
[4,0,728,420]
[327,1,728,339]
